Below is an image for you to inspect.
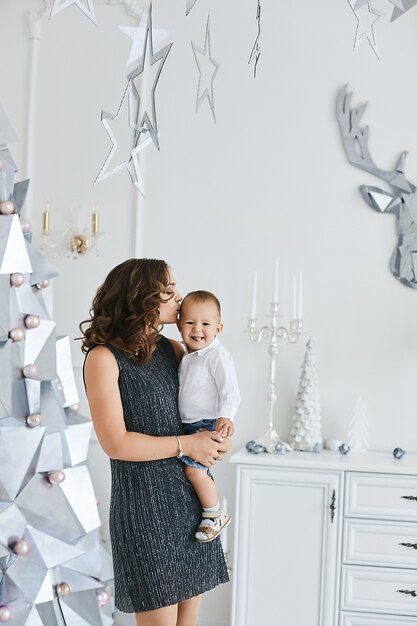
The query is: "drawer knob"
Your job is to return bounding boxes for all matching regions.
[401,495,417,502]
[399,542,417,550]
[330,489,336,523]
[397,589,417,597]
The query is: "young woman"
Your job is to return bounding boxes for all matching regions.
[80,258,230,626]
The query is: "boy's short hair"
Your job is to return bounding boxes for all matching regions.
[181,290,221,318]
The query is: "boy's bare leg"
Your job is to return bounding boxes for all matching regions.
[184,465,218,507]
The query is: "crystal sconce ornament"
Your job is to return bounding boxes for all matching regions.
[40,200,102,258]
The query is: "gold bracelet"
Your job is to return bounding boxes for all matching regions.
[175,435,184,459]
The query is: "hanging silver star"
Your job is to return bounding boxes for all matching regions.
[191,16,219,123]
[347,1,382,59]
[50,0,98,25]
[127,4,173,150]
[388,0,417,21]
[186,0,199,15]
[248,0,261,78]
[130,135,153,196]
[95,83,139,184]
[119,5,169,67]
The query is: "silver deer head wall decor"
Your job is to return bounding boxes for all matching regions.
[336,85,417,289]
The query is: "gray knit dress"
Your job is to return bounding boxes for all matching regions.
[105,336,229,613]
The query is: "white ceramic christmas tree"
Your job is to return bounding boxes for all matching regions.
[289,338,323,451]
[347,397,370,452]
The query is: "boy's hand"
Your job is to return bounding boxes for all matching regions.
[216,417,234,438]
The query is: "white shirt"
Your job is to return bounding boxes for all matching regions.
[178,337,240,424]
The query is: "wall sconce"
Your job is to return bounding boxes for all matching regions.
[40,200,102,258]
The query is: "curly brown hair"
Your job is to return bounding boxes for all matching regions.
[79,258,171,363]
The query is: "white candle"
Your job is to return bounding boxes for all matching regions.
[251,271,257,319]
[273,257,279,303]
[292,274,297,319]
[298,271,303,319]
[221,497,228,553]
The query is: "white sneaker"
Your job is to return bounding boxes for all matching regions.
[195,509,231,543]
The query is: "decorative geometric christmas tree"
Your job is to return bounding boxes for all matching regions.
[0,105,113,626]
[347,397,370,453]
[288,338,323,452]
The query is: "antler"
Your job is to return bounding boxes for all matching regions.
[336,85,414,193]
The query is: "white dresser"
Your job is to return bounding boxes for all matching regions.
[230,449,417,626]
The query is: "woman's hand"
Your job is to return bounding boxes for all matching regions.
[182,429,230,467]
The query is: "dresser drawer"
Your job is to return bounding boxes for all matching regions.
[346,473,417,521]
[341,565,417,615]
[340,612,417,626]
[343,519,417,568]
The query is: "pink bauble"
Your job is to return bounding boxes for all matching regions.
[10,273,24,287]
[36,280,49,289]
[56,582,71,597]
[22,364,38,379]
[24,315,40,329]
[0,201,14,215]
[48,470,65,485]
[96,589,110,606]
[0,606,11,622]
[20,218,32,233]
[26,413,41,428]
[9,328,24,342]
[13,540,29,556]
[70,403,80,412]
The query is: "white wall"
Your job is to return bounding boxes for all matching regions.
[2,0,417,624]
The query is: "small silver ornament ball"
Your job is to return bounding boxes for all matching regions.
[22,364,38,379]
[393,447,406,460]
[9,327,24,342]
[26,413,41,428]
[246,440,266,454]
[339,443,350,455]
[0,606,11,622]
[36,280,49,289]
[10,273,25,287]
[97,589,110,606]
[69,403,80,412]
[48,470,66,485]
[13,540,29,556]
[0,200,14,215]
[24,314,40,329]
[274,442,287,455]
[20,218,32,233]
[56,582,71,597]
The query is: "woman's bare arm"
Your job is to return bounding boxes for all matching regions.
[84,346,227,464]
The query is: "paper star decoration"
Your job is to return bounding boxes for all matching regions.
[186,0,199,15]
[95,83,138,184]
[388,0,417,21]
[191,16,220,123]
[248,0,261,78]
[127,4,173,150]
[95,83,153,195]
[347,0,382,59]
[50,0,98,26]
[119,5,169,67]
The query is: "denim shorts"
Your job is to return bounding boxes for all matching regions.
[181,419,217,470]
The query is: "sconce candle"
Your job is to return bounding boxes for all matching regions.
[298,272,303,319]
[42,206,49,235]
[92,208,99,235]
[273,258,279,303]
[292,275,297,319]
[251,271,258,319]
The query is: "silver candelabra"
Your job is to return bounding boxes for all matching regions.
[247,302,303,452]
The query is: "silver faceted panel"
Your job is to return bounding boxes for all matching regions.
[0,103,113,624]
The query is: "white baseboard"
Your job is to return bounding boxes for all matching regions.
[199,620,229,626]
